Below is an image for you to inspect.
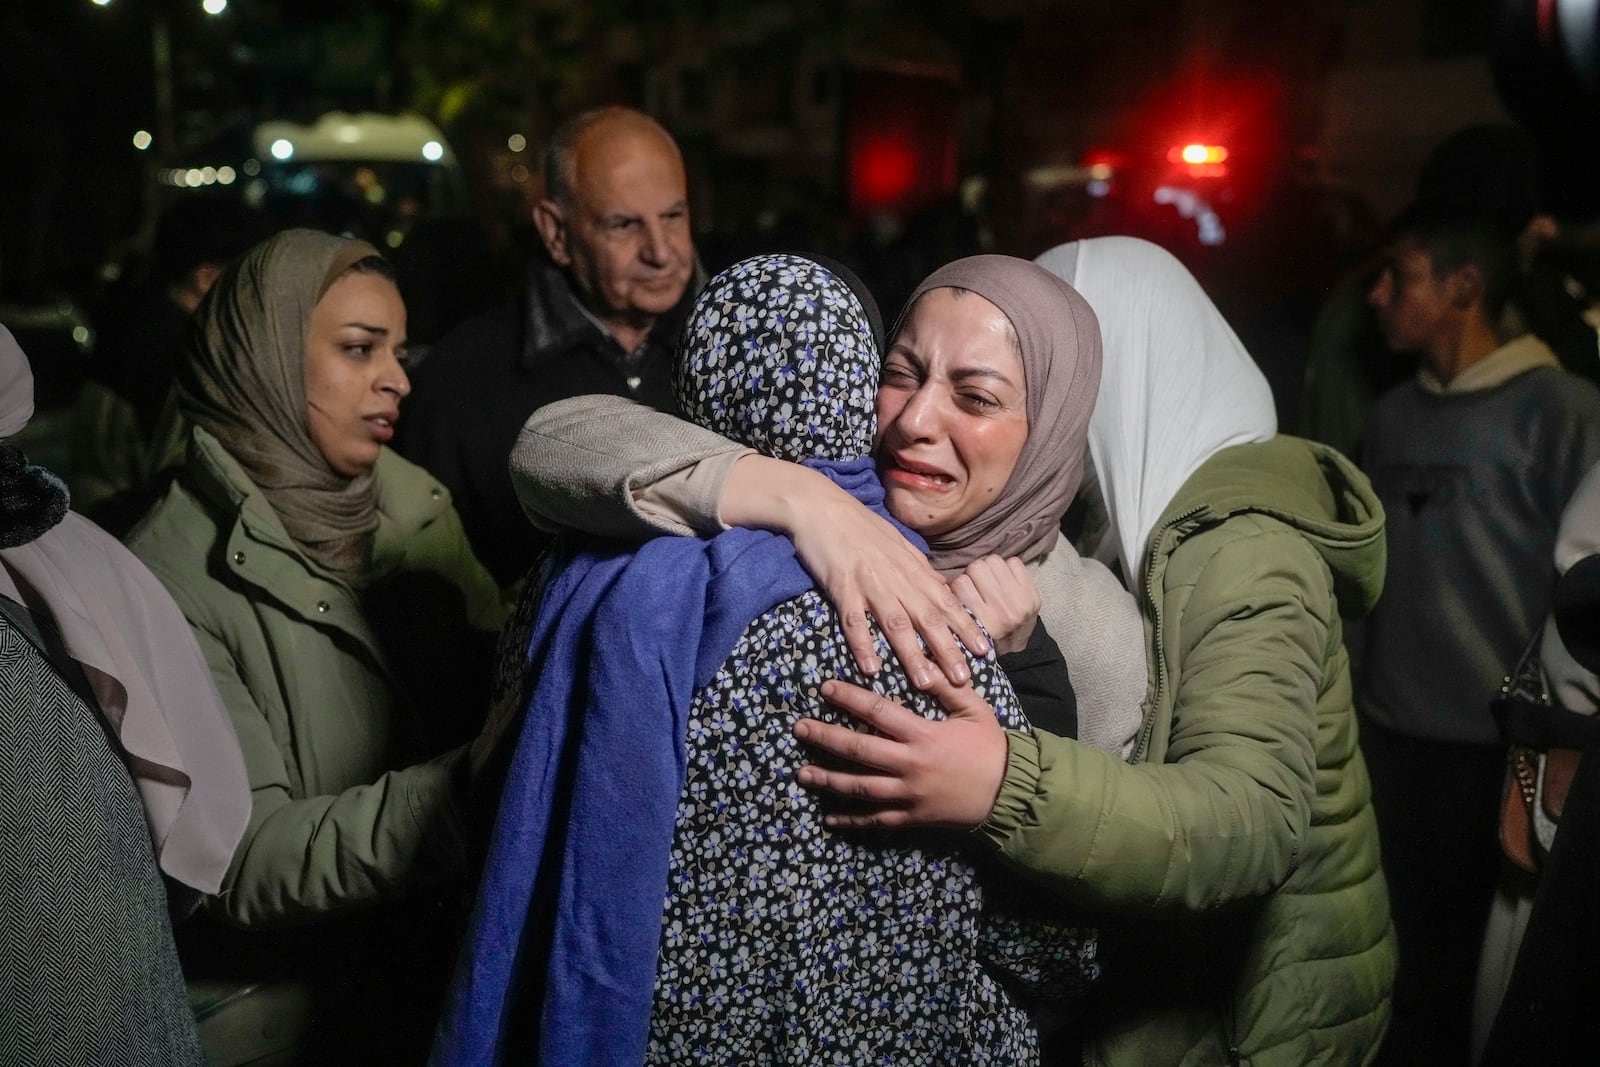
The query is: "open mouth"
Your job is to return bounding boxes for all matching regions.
[885,454,955,487]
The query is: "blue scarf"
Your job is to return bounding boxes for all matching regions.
[433,457,921,1065]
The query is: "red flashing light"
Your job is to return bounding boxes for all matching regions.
[1168,144,1229,165]
[851,137,918,208]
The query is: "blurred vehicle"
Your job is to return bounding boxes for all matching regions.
[156,111,470,249]
[1019,85,1377,314]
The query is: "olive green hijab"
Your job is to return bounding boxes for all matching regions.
[179,228,383,586]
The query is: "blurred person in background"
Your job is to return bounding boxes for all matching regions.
[1298,124,1600,462]
[398,105,704,589]
[1356,200,1600,1064]
[70,194,266,533]
[125,229,504,1065]
[1,324,249,1065]
[1475,459,1600,1062]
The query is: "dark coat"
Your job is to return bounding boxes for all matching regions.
[396,254,699,586]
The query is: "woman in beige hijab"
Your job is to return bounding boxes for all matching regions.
[126,228,504,1065]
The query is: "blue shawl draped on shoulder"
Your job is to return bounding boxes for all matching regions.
[432,457,922,1066]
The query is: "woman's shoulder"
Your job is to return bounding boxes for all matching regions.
[371,448,503,627]
[372,446,454,532]
[124,467,223,571]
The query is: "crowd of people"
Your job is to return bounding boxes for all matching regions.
[2,103,1598,1066]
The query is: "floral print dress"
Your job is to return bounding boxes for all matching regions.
[646,586,1099,1065]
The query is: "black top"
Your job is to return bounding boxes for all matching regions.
[999,617,1078,739]
[396,254,699,586]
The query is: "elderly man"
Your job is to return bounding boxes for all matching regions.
[399,106,701,586]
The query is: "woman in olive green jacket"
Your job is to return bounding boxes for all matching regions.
[127,229,502,1064]
[792,239,1395,1065]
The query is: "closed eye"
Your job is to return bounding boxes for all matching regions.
[960,392,998,409]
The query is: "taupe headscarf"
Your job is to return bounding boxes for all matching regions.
[179,228,383,586]
[898,255,1103,576]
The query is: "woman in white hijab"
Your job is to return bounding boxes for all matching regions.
[0,324,248,1065]
[793,238,1395,1065]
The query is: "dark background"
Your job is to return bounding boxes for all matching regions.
[3,0,1596,427]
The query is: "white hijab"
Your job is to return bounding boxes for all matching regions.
[1035,237,1277,581]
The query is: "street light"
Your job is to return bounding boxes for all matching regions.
[202,0,227,14]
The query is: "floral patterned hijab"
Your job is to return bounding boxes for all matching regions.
[673,252,882,463]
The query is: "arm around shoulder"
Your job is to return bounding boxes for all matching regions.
[510,395,750,539]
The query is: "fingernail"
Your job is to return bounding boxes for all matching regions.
[795,719,811,739]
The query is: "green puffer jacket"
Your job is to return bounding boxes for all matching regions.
[127,427,504,928]
[981,437,1395,1066]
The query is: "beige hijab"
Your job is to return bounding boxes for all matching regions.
[0,325,249,893]
[899,255,1103,576]
[179,228,382,585]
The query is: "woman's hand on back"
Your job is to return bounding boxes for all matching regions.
[722,456,989,687]
[792,677,1009,829]
[951,555,1039,656]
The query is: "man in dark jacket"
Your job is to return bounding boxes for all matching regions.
[397,106,701,586]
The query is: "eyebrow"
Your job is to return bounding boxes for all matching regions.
[887,343,1021,389]
[342,322,390,334]
[601,200,687,224]
[951,366,1020,388]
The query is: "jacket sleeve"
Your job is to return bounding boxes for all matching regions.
[188,621,471,928]
[509,395,752,538]
[980,521,1329,913]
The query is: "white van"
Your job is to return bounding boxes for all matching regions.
[158,111,469,246]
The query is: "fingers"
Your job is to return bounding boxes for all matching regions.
[936,577,992,661]
[823,808,914,831]
[1006,556,1042,614]
[922,672,1002,723]
[815,679,923,738]
[793,713,909,770]
[956,555,1041,655]
[874,604,945,689]
[866,573,980,689]
[838,603,881,676]
[794,762,908,802]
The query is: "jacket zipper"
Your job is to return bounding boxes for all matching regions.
[1132,506,1206,763]
[1135,507,1247,1062]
